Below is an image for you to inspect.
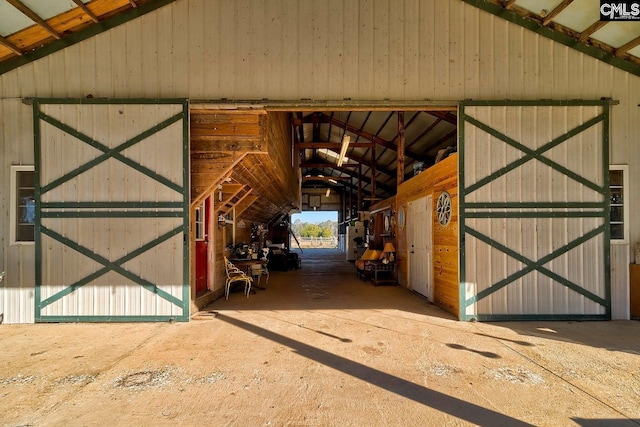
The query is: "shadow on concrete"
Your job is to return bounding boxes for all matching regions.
[216,312,533,427]
[488,321,640,356]
[446,343,501,359]
[572,418,640,426]
[213,248,640,357]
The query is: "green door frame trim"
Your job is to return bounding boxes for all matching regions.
[38,225,185,308]
[33,98,190,323]
[38,110,184,194]
[458,99,611,321]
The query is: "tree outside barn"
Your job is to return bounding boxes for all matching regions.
[291,217,338,249]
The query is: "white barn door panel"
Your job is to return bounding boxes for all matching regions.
[33,99,190,322]
[459,101,611,321]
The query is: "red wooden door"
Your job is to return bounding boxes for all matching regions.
[195,197,210,294]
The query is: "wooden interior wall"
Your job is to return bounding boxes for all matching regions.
[234,111,300,223]
[190,109,266,207]
[235,223,252,245]
[395,154,459,317]
[369,197,396,251]
[267,112,300,205]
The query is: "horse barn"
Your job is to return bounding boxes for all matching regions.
[0,0,639,324]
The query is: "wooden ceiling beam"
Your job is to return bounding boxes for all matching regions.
[302,167,394,196]
[300,162,359,168]
[542,0,574,26]
[0,35,23,56]
[71,0,99,23]
[339,150,395,178]
[321,113,427,161]
[617,36,640,56]
[503,0,516,10]
[579,21,608,42]
[427,111,457,126]
[422,129,458,153]
[7,0,61,40]
[303,176,351,182]
[235,194,258,218]
[296,141,373,149]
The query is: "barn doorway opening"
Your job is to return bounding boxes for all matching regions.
[291,211,339,250]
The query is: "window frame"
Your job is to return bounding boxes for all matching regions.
[609,164,629,245]
[10,165,36,245]
[194,200,205,242]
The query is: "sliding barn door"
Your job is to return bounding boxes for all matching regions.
[459,100,611,321]
[34,99,190,322]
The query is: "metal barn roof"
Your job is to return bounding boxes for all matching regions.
[1,1,640,77]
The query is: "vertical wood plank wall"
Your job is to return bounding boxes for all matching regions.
[395,154,459,317]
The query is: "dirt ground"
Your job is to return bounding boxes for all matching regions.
[1,249,639,427]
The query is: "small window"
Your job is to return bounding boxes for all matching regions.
[195,201,205,241]
[10,165,35,244]
[610,165,628,244]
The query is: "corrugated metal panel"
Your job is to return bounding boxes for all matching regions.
[35,101,188,321]
[461,103,608,319]
[0,0,639,321]
[1,99,37,324]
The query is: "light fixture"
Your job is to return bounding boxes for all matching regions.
[382,242,396,264]
[328,178,338,184]
[218,184,223,202]
[217,214,226,228]
[325,188,331,197]
[337,135,350,167]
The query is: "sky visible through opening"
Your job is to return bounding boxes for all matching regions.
[292,211,338,224]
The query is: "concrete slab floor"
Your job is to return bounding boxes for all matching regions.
[1,248,639,426]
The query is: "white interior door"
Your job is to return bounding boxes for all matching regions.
[408,196,433,300]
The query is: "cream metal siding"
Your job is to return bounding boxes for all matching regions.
[461,103,608,318]
[1,99,37,324]
[0,0,638,321]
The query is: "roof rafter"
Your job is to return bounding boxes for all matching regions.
[0,35,23,56]
[71,0,99,23]
[542,0,574,26]
[617,36,640,56]
[463,0,640,77]
[7,0,61,40]
[579,21,608,42]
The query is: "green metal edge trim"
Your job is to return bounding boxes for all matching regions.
[458,104,468,320]
[41,202,183,209]
[39,225,183,308]
[470,314,608,322]
[41,211,184,218]
[33,99,43,322]
[39,111,184,194]
[37,315,187,323]
[34,98,186,105]
[462,112,605,195]
[0,0,178,76]
[465,202,603,209]
[40,225,184,308]
[603,104,612,319]
[460,0,640,78]
[464,225,607,307]
[464,211,604,218]
[181,101,191,320]
[458,99,615,107]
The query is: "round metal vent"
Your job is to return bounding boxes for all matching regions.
[437,191,452,226]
